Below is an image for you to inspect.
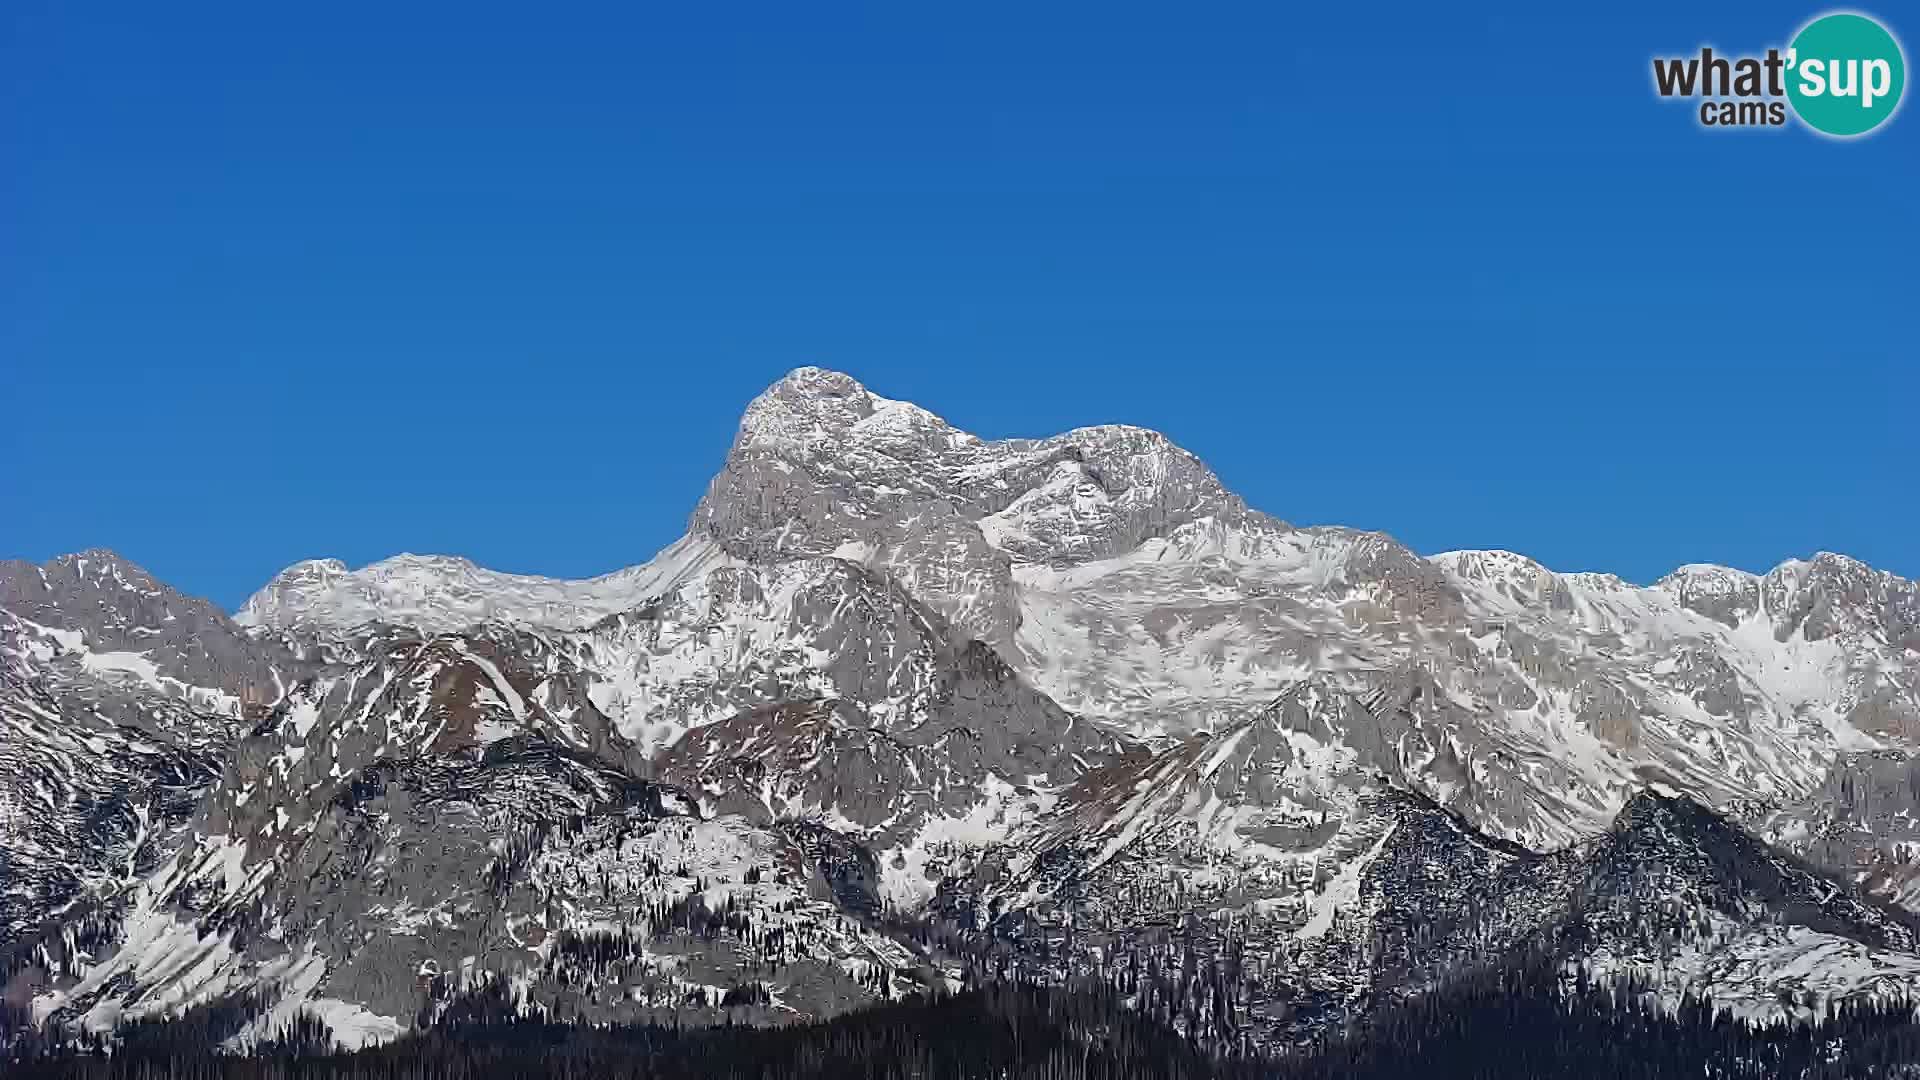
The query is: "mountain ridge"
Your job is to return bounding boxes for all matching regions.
[231,366,1910,637]
[5,366,1919,1057]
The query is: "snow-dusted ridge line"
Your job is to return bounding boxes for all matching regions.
[9,365,1920,1055]
[244,543,1892,638]
[233,534,732,634]
[232,366,1907,639]
[218,368,1920,853]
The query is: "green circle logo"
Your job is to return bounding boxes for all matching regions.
[1786,12,1906,136]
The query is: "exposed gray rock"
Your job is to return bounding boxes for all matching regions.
[686,366,1262,646]
[8,367,1920,1054]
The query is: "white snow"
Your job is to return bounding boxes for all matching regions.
[234,534,733,634]
[1296,822,1396,940]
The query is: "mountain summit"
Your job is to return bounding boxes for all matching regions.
[6,368,1919,1054]
[234,368,1920,839]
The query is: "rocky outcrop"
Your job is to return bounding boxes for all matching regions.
[9,367,1920,1054]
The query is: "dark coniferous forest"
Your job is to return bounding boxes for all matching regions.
[9,952,1920,1080]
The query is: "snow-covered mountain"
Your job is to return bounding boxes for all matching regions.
[231,367,1917,850]
[5,367,1918,1055]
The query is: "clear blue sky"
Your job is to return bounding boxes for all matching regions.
[3,1,1913,610]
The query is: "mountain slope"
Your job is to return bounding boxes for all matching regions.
[9,545,1132,1044]
[233,369,1918,853]
[0,552,319,942]
[7,368,1919,1056]
[937,690,1920,1048]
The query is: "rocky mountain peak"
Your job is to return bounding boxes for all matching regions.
[0,550,271,681]
[8,368,1920,1055]
[1760,551,1920,647]
[733,366,974,456]
[16,548,165,597]
[1654,564,1764,627]
[245,557,353,597]
[685,368,1260,646]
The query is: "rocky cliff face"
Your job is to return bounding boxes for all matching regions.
[5,368,1917,1054]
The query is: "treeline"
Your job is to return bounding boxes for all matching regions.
[12,957,1920,1078]
[1279,949,1920,1080]
[6,983,1233,1080]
